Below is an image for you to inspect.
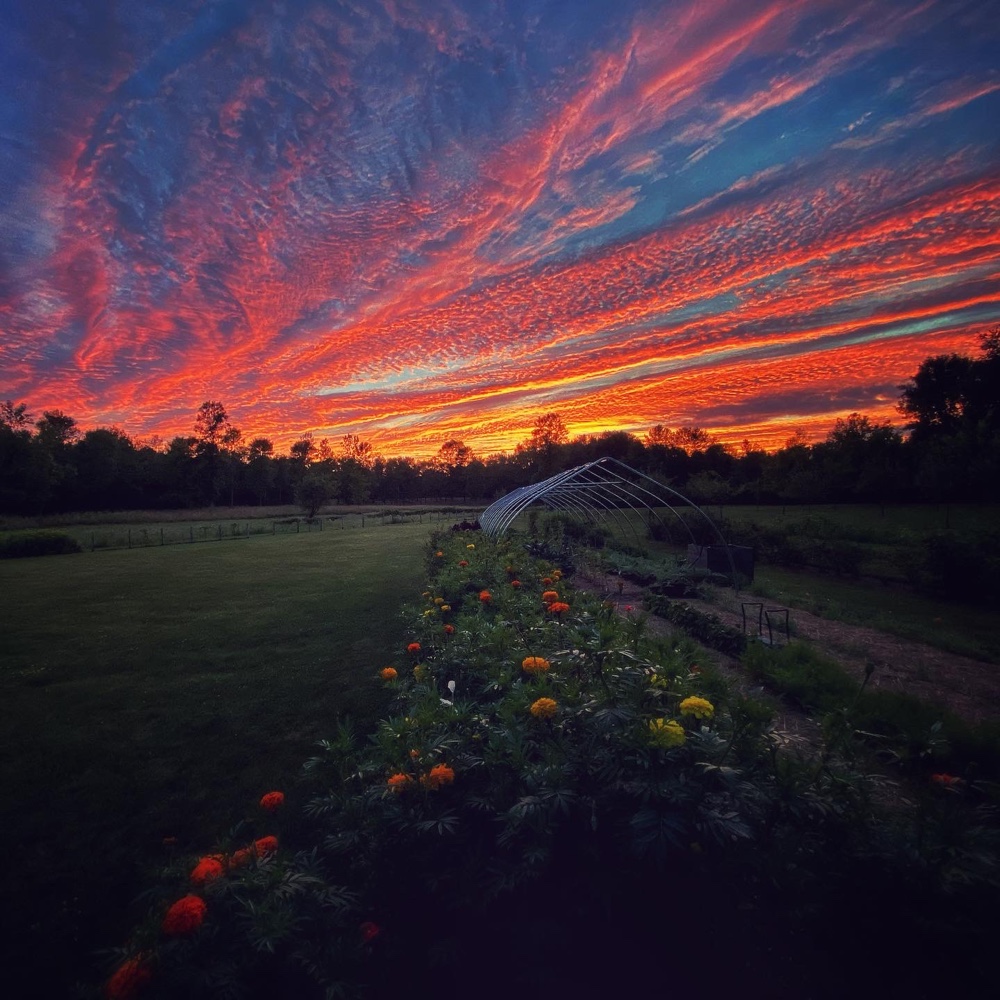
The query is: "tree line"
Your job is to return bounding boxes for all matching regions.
[2,329,998,516]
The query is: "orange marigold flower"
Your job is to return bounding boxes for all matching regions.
[434,551,443,557]
[511,579,522,588]
[547,601,570,615]
[541,590,560,603]
[419,763,456,790]
[259,791,285,813]
[380,667,398,680]
[161,895,207,936]
[479,590,492,603]
[521,656,551,674]
[530,697,558,719]
[407,642,421,654]
[930,773,962,786]
[441,604,451,611]
[254,835,279,857]
[190,856,225,885]
[360,920,380,943]
[542,577,553,585]
[458,560,469,567]
[443,624,455,634]
[387,773,414,793]
[105,954,152,1000]
[409,749,420,759]
[229,847,252,869]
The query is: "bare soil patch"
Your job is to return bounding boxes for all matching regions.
[574,566,999,727]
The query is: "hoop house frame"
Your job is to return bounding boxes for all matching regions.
[479,457,741,589]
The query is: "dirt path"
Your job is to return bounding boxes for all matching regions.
[574,567,1000,728]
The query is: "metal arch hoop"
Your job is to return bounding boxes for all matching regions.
[479,456,741,590]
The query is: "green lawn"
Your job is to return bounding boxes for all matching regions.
[0,522,433,996]
[746,564,1000,662]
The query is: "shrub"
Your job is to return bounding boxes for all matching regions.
[0,530,82,559]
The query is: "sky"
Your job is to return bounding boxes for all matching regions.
[2,0,999,458]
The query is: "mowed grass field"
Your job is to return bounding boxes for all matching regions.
[0,521,434,997]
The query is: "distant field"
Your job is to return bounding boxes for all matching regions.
[715,502,998,538]
[0,502,481,552]
[0,521,435,996]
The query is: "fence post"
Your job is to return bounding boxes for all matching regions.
[161,528,164,546]
[190,527,193,543]
[91,532,95,551]
[362,515,365,527]
[320,518,323,531]
[246,523,249,538]
[272,522,275,535]
[296,520,300,533]
[218,524,222,541]
[128,529,131,549]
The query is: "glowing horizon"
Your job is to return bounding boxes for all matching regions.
[2,0,998,459]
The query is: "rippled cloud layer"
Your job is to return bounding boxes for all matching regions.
[2,0,998,454]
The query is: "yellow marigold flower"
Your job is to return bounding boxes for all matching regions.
[386,773,413,793]
[413,664,427,681]
[679,696,715,720]
[379,667,398,681]
[648,718,686,749]
[466,543,475,550]
[530,697,558,719]
[521,656,551,674]
[419,763,456,790]
[421,591,430,598]
[541,590,560,603]
[434,597,445,606]
[441,604,451,612]
[423,609,435,616]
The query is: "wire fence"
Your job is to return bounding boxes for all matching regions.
[77,508,478,553]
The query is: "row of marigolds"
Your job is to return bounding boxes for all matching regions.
[104,795,285,999]
[103,531,731,999]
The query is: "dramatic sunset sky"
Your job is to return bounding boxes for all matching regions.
[2,0,998,457]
